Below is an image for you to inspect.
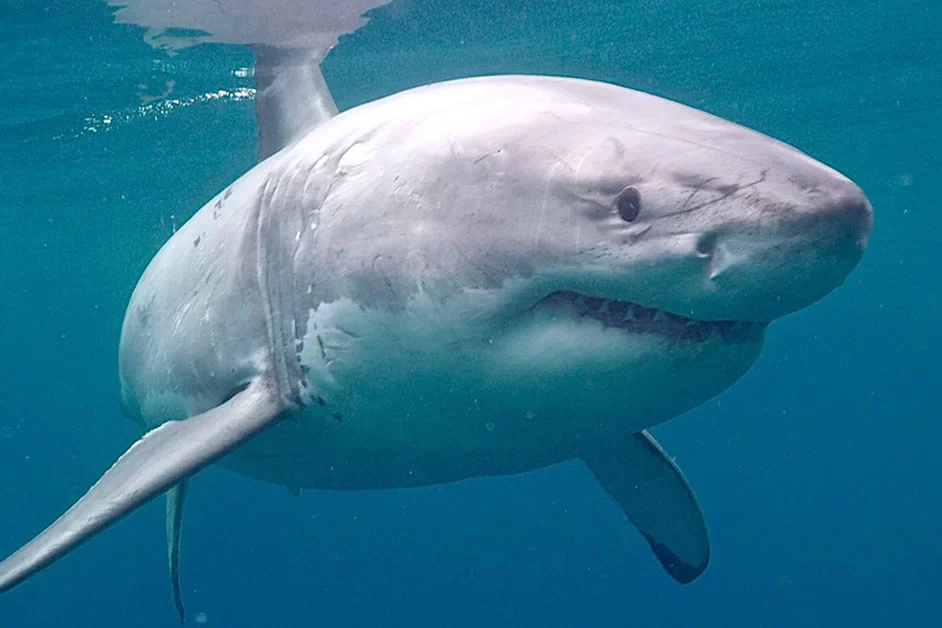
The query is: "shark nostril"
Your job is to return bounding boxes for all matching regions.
[696,233,717,258]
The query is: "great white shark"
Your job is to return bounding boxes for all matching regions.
[0,56,871,618]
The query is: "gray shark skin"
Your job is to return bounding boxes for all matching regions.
[0,75,871,615]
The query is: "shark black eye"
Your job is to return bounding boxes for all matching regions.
[616,187,642,222]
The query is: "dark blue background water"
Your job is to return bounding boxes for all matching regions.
[1,1,939,625]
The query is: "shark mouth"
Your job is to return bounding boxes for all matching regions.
[534,290,765,343]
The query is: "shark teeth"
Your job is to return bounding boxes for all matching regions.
[535,290,763,343]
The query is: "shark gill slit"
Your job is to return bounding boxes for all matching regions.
[255,174,306,409]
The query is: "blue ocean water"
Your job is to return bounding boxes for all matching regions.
[0,0,939,626]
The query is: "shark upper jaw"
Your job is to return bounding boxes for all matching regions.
[530,289,768,344]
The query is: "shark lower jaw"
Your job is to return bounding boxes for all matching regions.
[532,290,768,344]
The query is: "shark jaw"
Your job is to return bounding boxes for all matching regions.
[284,288,768,466]
[531,290,768,345]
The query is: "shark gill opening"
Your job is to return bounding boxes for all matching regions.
[533,290,765,343]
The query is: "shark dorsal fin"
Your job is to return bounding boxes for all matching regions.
[103,1,395,161]
[253,45,339,161]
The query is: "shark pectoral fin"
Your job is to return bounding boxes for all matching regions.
[0,378,286,595]
[582,430,710,584]
[166,481,187,624]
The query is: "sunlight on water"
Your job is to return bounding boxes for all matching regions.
[61,87,256,140]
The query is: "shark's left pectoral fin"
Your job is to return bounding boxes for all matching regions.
[0,378,286,595]
[582,430,709,584]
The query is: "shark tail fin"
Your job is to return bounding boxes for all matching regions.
[0,377,286,595]
[167,481,188,624]
[582,430,710,584]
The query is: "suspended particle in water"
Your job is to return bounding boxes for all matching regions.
[194,612,209,624]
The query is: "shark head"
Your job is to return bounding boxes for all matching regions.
[528,96,872,325]
[295,76,871,447]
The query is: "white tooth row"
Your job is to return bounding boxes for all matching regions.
[569,295,664,324]
[557,291,761,339]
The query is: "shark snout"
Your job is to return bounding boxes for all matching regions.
[690,179,872,323]
[814,183,873,254]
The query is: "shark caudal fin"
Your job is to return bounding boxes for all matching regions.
[582,430,710,584]
[0,378,286,596]
[166,482,188,624]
